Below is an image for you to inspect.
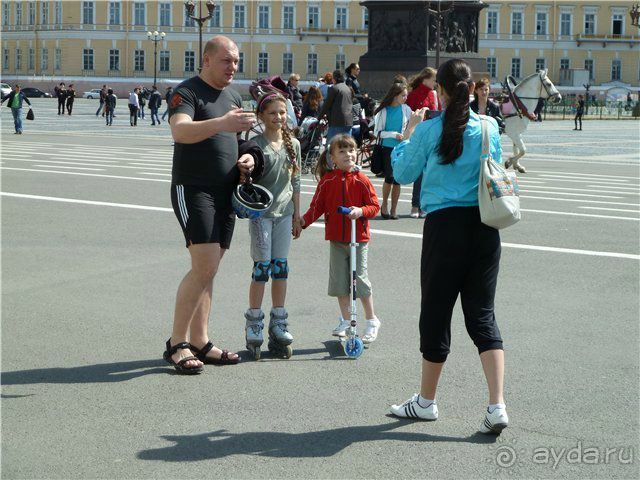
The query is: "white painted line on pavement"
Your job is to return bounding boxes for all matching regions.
[138,172,172,176]
[537,174,636,183]
[2,191,638,260]
[521,195,638,206]
[32,165,105,171]
[579,207,640,213]
[528,170,640,180]
[3,158,170,171]
[519,190,622,199]
[0,166,170,182]
[521,208,639,221]
[588,184,640,191]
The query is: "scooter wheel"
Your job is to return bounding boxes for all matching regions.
[344,337,364,358]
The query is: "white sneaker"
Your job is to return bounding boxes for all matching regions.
[479,406,509,434]
[390,394,438,420]
[332,317,351,337]
[362,317,381,344]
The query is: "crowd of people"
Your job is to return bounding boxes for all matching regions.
[92,83,170,127]
[162,34,509,436]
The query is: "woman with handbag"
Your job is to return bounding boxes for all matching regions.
[373,81,412,219]
[389,59,508,434]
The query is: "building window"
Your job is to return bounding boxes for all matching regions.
[2,3,9,26]
[611,59,621,81]
[83,48,94,70]
[335,53,345,71]
[560,58,570,71]
[584,59,594,80]
[307,52,317,75]
[283,5,294,29]
[109,2,121,25]
[28,1,35,25]
[258,5,269,29]
[184,51,195,72]
[234,4,245,28]
[134,2,145,26]
[41,2,49,24]
[258,52,269,74]
[511,58,521,78]
[335,6,347,30]
[109,49,120,70]
[28,48,35,70]
[612,14,623,36]
[535,58,546,72]
[160,51,170,72]
[238,51,244,73]
[55,48,61,70]
[3,48,9,70]
[363,7,368,28]
[54,1,62,24]
[487,11,498,34]
[16,3,22,24]
[159,3,171,26]
[134,49,145,71]
[536,12,547,35]
[487,57,497,78]
[584,14,595,35]
[308,6,319,28]
[16,49,22,70]
[282,52,293,74]
[41,48,48,71]
[511,11,522,35]
[82,1,93,24]
[209,6,220,27]
[560,13,572,36]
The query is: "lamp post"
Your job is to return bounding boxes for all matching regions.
[425,1,454,68]
[184,0,217,73]
[147,30,166,86]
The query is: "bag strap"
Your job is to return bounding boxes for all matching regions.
[478,115,490,160]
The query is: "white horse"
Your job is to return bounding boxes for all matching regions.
[502,70,562,173]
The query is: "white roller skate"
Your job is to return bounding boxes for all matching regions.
[361,317,381,347]
[268,307,293,359]
[245,309,264,360]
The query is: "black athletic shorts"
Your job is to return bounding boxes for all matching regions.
[171,184,236,249]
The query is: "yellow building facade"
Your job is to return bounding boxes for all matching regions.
[1,0,638,91]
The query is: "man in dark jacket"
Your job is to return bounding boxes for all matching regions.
[161,86,173,121]
[1,84,32,134]
[318,70,353,144]
[96,84,107,117]
[286,74,304,118]
[55,82,66,115]
[149,85,162,125]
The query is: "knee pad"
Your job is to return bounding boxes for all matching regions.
[271,258,289,280]
[252,261,271,283]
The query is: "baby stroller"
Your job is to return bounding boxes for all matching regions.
[297,116,327,174]
[354,117,376,167]
[246,76,297,140]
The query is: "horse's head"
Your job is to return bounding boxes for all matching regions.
[539,69,562,103]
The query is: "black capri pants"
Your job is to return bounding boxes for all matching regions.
[381,146,399,185]
[420,207,503,363]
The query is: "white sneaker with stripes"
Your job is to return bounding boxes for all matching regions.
[479,406,509,434]
[390,394,438,420]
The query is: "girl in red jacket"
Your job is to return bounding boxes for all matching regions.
[297,134,382,344]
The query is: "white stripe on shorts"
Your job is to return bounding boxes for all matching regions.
[176,185,189,228]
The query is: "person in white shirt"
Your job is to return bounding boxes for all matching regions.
[128,88,140,126]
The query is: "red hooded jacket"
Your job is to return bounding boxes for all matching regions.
[406,83,439,112]
[302,168,380,243]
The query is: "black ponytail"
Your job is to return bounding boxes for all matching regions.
[436,59,473,165]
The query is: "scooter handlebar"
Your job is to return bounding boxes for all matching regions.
[337,206,352,215]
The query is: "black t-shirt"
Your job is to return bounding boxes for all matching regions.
[169,76,242,186]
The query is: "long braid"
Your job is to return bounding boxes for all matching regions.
[281,125,299,175]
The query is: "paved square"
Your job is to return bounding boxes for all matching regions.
[2,99,639,479]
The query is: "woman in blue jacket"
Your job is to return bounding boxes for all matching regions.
[1,84,31,134]
[389,59,508,435]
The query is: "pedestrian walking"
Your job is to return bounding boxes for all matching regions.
[161,86,173,121]
[533,97,545,122]
[390,59,508,434]
[297,134,381,345]
[65,84,76,115]
[286,74,303,120]
[318,70,353,145]
[373,81,412,219]
[406,67,439,219]
[138,87,147,119]
[574,94,584,131]
[243,92,302,360]
[104,88,116,126]
[128,88,140,126]
[55,82,66,115]
[0,84,32,134]
[148,85,162,125]
[96,84,107,117]
[165,35,257,373]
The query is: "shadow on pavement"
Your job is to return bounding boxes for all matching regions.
[1,359,168,385]
[137,419,496,462]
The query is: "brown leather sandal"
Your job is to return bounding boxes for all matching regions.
[163,339,203,375]
[190,341,240,365]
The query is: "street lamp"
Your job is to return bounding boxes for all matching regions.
[184,1,217,73]
[147,30,166,87]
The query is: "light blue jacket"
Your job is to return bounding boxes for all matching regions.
[392,109,502,214]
